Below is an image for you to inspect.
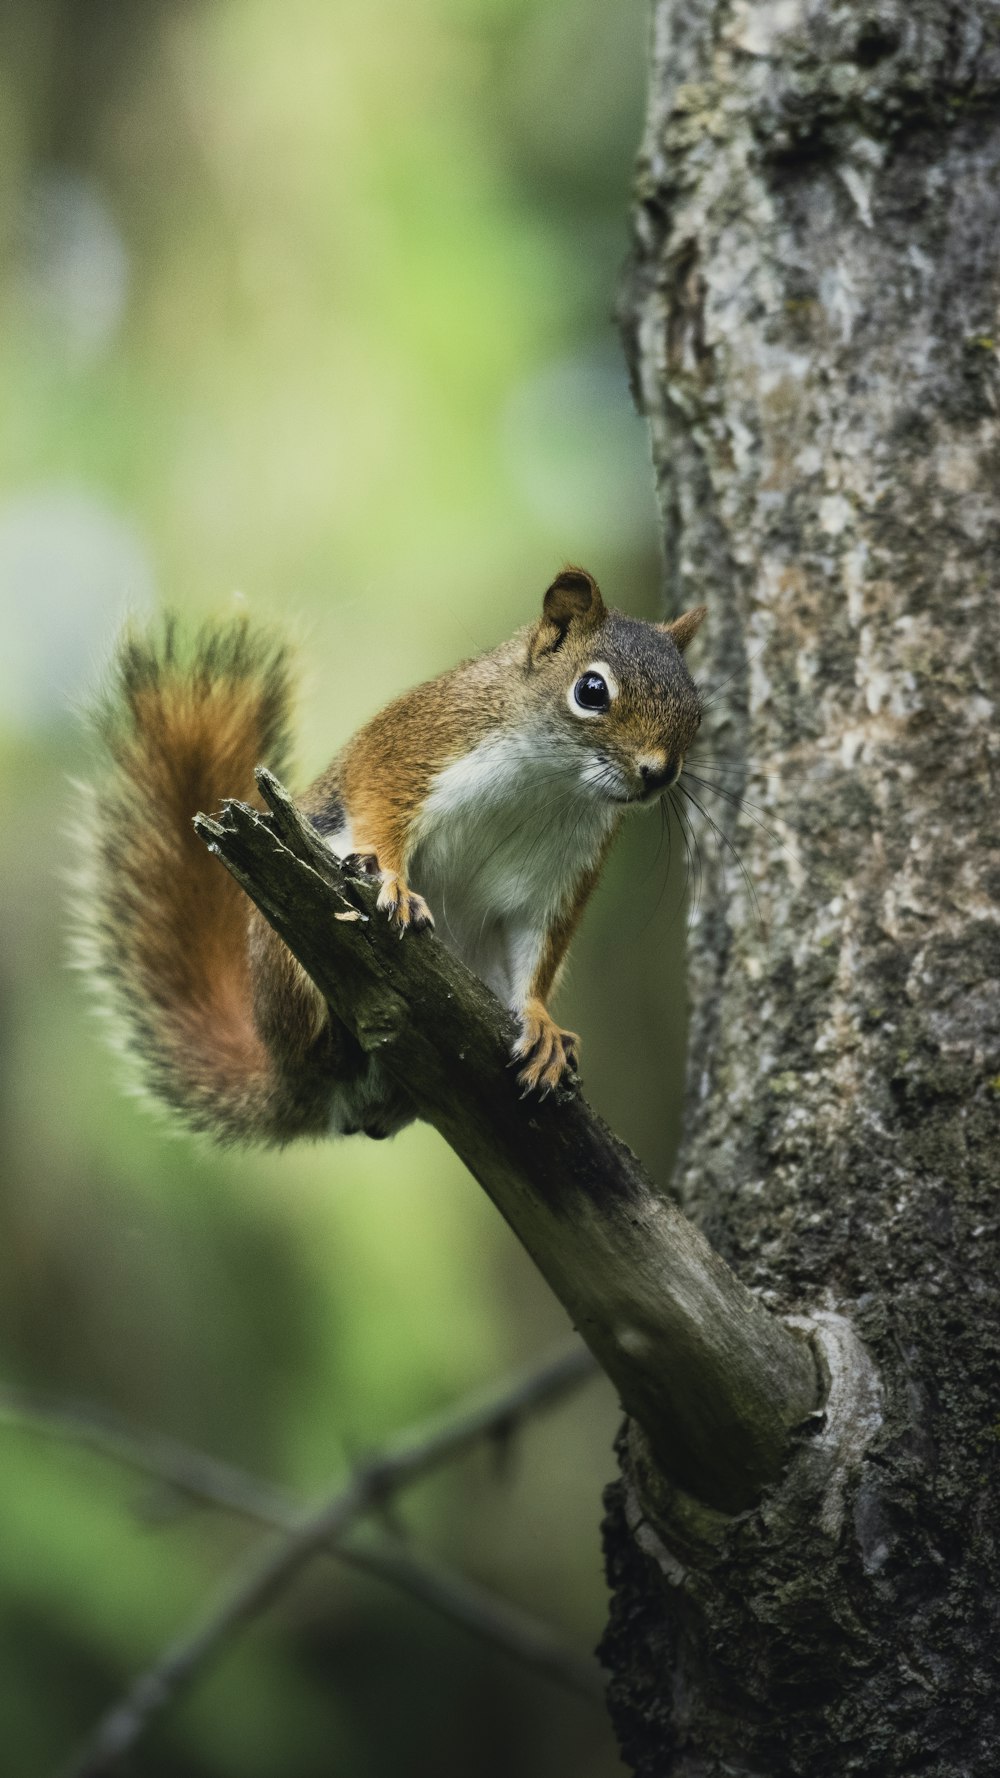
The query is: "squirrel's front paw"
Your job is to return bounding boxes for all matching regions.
[341,854,433,934]
[376,872,435,935]
[512,1000,579,1097]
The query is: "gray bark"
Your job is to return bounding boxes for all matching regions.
[600,3,1000,1773]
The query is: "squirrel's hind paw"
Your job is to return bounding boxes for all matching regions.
[512,1002,579,1097]
[376,872,435,934]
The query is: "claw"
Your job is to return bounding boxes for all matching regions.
[376,872,435,935]
[339,854,434,935]
[512,1001,580,1098]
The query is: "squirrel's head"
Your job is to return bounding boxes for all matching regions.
[526,567,705,805]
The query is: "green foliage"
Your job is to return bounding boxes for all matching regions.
[0,1,684,1771]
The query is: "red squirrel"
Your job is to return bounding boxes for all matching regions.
[82,568,704,1144]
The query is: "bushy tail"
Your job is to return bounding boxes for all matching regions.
[79,616,331,1144]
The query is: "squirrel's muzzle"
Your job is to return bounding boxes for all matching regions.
[637,754,681,798]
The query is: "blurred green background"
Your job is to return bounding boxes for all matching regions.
[0,2,690,1773]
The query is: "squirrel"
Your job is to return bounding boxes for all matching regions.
[81,567,704,1146]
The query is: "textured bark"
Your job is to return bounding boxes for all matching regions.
[601,3,1000,1773]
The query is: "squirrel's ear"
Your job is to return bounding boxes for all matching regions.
[662,605,707,652]
[529,567,606,662]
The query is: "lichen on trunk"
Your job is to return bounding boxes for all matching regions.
[601,2,1000,1771]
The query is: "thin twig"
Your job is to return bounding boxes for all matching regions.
[41,1346,599,1777]
[0,1358,603,1701]
[0,1386,298,1524]
[333,1537,605,1701]
[0,1382,602,1704]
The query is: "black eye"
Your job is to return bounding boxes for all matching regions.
[573,672,610,712]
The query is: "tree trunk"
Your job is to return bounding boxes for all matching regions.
[601,5,1000,1773]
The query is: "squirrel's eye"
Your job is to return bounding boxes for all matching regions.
[573,672,610,713]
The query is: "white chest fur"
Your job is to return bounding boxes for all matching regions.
[406,725,617,1008]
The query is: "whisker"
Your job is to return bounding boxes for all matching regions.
[668,786,703,924]
[641,789,668,887]
[681,770,801,871]
[676,782,762,929]
[684,754,748,775]
[683,769,773,820]
[641,795,686,933]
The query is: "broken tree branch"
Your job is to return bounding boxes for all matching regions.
[190,770,821,1516]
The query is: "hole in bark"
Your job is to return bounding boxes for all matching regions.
[853,26,899,66]
[765,126,837,178]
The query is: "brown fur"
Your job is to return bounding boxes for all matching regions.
[82,618,337,1143]
[327,640,525,867]
[512,835,617,1093]
[530,829,617,1005]
[84,573,705,1137]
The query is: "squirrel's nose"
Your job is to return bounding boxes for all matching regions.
[639,757,680,795]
